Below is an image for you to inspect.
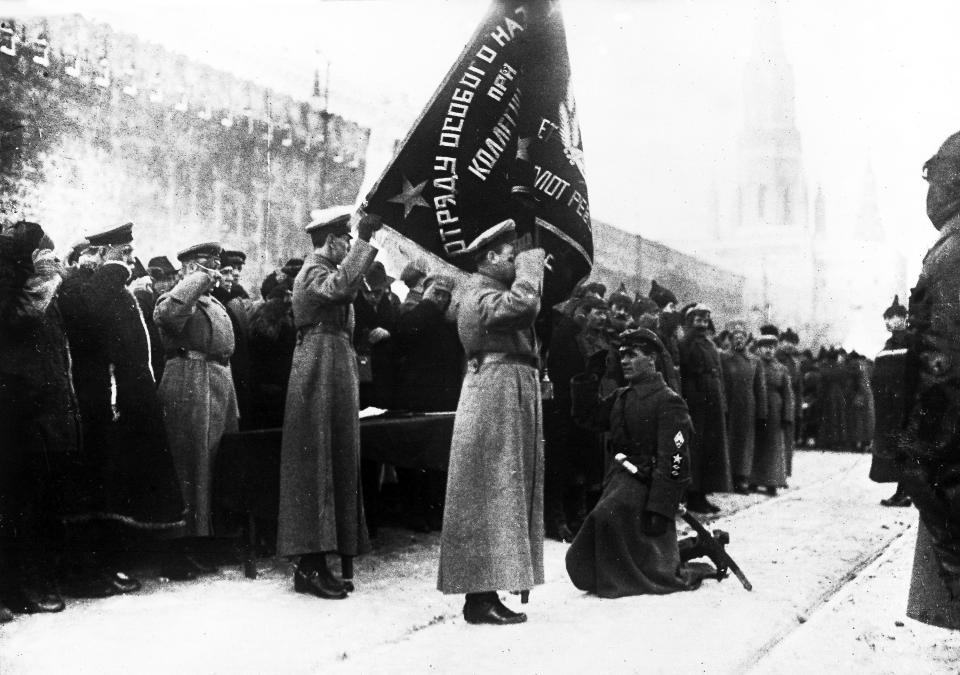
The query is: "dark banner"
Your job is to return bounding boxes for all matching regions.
[363,0,593,306]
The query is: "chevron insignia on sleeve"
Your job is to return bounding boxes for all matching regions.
[674,431,684,448]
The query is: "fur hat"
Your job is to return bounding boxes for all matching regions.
[630,296,659,318]
[607,283,632,309]
[281,258,304,277]
[781,327,800,344]
[756,323,780,346]
[400,263,426,289]
[649,280,678,309]
[582,281,607,299]
[882,294,907,319]
[577,295,609,314]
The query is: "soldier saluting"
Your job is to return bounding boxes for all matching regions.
[437,219,547,625]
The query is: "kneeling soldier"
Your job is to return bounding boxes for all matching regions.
[565,328,715,597]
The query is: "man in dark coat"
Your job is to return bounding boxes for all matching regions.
[722,322,767,493]
[353,260,399,409]
[752,328,794,495]
[213,249,253,429]
[247,282,296,429]
[394,274,462,412]
[898,131,960,620]
[776,328,804,470]
[438,219,546,625]
[566,328,715,597]
[393,274,462,531]
[276,209,381,600]
[0,222,78,618]
[544,295,610,541]
[817,348,848,448]
[58,223,186,596]
[678,304,731,511]
[871,295,912,507]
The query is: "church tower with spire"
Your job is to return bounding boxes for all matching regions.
[737,3,807,234]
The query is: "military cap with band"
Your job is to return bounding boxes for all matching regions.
[458,218,517,257]
[617,327,665,353]
[86,222,134,247]
[177,241,222,262]
[305,205,353,238]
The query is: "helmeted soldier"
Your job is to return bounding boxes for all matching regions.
[565,327,715,597]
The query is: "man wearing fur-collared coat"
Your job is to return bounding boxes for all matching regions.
[437,220,546,626]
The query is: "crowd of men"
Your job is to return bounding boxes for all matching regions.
[0,205,899,624]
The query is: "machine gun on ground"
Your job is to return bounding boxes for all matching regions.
[613,452,753,591]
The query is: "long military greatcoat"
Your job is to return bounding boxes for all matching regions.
[817,361,848,448]
[869,329,911,483]
[679,333,731,493]
[155,271,238,536]
[438,252,545,594]
[59,262,185,529]
[776,347,803,473]
[899,216,960,608]
[0,252,81,536]
[276,241,377,558]
[722,349,767,480]
[566,372,711,597]
[846,360,876,448]
[751,358,795,488]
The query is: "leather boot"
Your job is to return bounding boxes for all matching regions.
[881,486,912,507]
[463,592,527,625]
[15,569,65,613]
[294,555,347,600]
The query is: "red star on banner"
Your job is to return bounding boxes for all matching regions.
[387,174,430,219]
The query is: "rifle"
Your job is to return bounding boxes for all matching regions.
[613,452,753,591]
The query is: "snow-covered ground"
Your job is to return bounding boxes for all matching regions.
[2,451,957,674]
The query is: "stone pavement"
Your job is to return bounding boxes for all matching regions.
[1,451,955,674]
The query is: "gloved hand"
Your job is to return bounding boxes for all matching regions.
[641,511,670,537]
[357,213,384,242]
[368,327,391,344]
[513,247,546,290]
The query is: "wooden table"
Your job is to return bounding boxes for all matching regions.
[213,412,455,577]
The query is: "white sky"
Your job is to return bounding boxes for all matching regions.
[5,0,957,282]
